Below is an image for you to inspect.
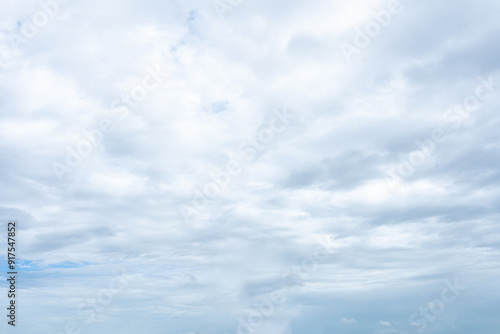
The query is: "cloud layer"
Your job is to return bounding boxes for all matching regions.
[1,0,500,333]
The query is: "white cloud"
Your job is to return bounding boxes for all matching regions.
[1,0,500,333]
[380,320,392,327]
[341,317,358,325]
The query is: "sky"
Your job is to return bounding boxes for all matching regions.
[1,0,500,333]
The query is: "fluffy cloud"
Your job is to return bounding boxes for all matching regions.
[1,0,499,333]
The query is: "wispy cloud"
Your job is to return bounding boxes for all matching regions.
[1,0,499,333]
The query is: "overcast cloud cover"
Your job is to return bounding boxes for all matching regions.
[1,0,500,333]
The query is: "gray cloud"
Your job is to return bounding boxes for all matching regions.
[0,0,499,333]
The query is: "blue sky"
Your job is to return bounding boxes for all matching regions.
[1,0,500,333]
